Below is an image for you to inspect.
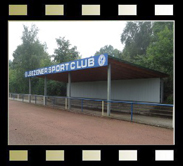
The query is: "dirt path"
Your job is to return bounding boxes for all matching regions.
[8,100,173,145]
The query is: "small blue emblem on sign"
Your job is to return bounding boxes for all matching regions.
[98,54,106,66]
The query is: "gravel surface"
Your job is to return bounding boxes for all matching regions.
[8,100,173,145]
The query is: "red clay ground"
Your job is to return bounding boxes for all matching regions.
[8,100,173,145]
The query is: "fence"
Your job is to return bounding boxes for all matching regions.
[9,93,174,128]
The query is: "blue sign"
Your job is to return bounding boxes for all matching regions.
[25,53,108,77]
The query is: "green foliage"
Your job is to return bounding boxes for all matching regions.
[146,26,173,72]
[9,68,18,92]
[120,22,173,103]
[94,45,122,58]
[121,22,152,62]
[52,37,80,63]
[47,81,66,96]
[152,22,173,35]
[9,26,80,96]
[49,37,81,96]
[9,24,51,94]
[146,23,173,103]
[166,94,173,104]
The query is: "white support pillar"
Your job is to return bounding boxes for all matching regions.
[68,72,71,110]
[29,77,31,103]
[43,76,47,105]
[102,101,104,116]
[107,64,111,116]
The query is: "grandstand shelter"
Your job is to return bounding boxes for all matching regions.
[25,53,168,116]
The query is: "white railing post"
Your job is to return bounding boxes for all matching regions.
[102,101,104,116]
[29,94,31,103]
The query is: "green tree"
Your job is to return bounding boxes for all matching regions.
[13,25,49,71]
[120,21,173,103]
[146,23,173,103]
[9,67,18,92]
[121,22,153,62]
[146,25,173,73]
[94,45,122,58]
[9,60,13,68]
[52,37,80,63]
[49,37,81,96]
[152,22,173,35]
[47,80,66,96]
[10,25,50,94]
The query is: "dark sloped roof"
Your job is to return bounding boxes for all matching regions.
[37,56,168,82]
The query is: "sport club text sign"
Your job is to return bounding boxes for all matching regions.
[25,54,108,77]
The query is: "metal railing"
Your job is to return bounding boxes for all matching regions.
[9,93,174,128]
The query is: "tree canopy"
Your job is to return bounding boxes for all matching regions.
[52,37,80,63]
[10,25,50,94]
[9,25,82,96]
[121,22,152,61]
[94,45,122,58]
[120,21,173,103]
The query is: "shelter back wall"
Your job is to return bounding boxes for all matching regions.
[67,78,161,103]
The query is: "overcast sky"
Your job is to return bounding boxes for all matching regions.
[8,21,127,61]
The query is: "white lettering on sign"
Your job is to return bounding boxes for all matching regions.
[35,70,37,76]
[41,68,44,74]
[70,62,75,70]
[88,58,94,67]
[65,63,69,70]
[56,65,60,72]
[60,64,64,71]
[48,67,51,73]
[77,61,81,69]
[44,68,47,74]
[52,66,55,72]
[81,59,87,68]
